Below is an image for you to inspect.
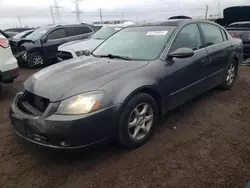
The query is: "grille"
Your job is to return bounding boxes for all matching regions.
[57,51,73,60]
[18,91,50,115]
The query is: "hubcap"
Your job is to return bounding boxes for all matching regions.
[33,55,43,65]
[128,103,154,141]
[22,51,27,61]
[226,63,236,85]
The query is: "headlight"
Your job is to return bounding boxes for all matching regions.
[56,92,103,115]
[75,50,86,57]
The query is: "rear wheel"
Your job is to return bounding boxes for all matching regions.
[220,59,238,90]
[27,52,45,68]
[117,93,158,149]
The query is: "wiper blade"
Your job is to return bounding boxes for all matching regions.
[98,54,132,60]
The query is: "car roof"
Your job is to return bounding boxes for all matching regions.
[129,19,221,28]
[103,23,133,28]
[45,23,96,28]
[134,19,191,27]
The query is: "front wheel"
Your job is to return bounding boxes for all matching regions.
[27,52,45,68]
[117,93,158,149]
[220,59,238,90]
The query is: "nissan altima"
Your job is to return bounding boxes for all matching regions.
[9,20,243,149]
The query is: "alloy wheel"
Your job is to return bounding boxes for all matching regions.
[226,63,236,86]
[128,103,154,141]
[33,55,44,65]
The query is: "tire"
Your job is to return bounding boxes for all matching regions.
[27,52,45,68]
[220,59,238,90]
[117,93,158,149]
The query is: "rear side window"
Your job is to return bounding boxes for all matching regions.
[221,29,228,41]
[170,23,202,52]
[47,29,66,40]
[200,23,223,46]
[66,27,93,37]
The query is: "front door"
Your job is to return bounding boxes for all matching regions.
[42,28,67,59]
[162,23,209,110]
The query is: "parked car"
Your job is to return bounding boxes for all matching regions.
[13,30,34,39]
[4,28,32,33]
[0,34,19,90]
[4,28,32,38]
[14,24,98,68]
[57,23,132,61]
[9,20,243,150]
[9,30,34,62]
[226,22,250,57]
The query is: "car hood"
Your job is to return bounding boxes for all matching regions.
[58,39,103,52]
[24,57,148,102]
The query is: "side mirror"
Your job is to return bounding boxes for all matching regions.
[41,37,48,43]
[169,48,194,59]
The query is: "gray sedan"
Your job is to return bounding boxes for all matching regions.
[9,19,243,149]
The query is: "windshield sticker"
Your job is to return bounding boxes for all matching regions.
[146,31,168,36]
[115,28,122,31]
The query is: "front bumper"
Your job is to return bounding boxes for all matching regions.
[1,68,19,83]
[9,93,120,149]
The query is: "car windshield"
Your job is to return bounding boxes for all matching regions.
[91,26,123,40]
[93,26,176,61]
[13,30,32,39]
[25,27,51,40]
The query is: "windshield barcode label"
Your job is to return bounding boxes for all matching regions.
[146,31,168,36]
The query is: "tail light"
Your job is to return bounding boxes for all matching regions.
[0,38,9,48]
[231,33,241,39]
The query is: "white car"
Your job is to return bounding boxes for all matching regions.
[0,34,19,89]
[57,23,134,61]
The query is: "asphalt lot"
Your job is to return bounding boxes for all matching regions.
[0,66,250,188]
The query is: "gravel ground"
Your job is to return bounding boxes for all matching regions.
[0,66,249,188]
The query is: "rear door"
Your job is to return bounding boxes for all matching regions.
[42,28,67,59]
[199,23,232,88]
[165,23,209,109]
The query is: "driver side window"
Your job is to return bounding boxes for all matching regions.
[47,29,66,40]
[170,24,202,53]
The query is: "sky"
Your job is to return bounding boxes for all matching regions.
[0,0,249,29]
